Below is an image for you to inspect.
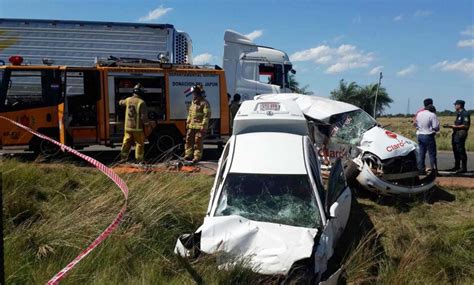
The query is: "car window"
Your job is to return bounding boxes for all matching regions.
[215,173,321,228]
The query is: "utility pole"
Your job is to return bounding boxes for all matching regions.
[373,72,383,119]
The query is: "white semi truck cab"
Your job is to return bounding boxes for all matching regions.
[223,30,294,101]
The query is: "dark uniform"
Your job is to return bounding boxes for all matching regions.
[452,106,470,172]
[229,94,241,131]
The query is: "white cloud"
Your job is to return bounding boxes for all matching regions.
[460,25,474,37]
[393,14,403,21]
[369,66,384,75]
[138,6,173,22]
[458,39,474,48]
[396,65,417,77]
[290,44,375,74]
[432,58,474,76]
[193,53,217,65]
[414,10,433,17]
[245,30,263,41]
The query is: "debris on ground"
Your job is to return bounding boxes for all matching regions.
[112,160,218,176]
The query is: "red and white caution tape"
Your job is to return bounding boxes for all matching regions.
[0,116,129,284]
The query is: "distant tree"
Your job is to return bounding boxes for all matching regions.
[329,79,360,106]
[358,83,393,116]
[288,74,313,95]
[330,79,393,116]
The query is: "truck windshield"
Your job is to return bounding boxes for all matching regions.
[215,173,321,228]
[258,63,283,88]
[329,109,377,145]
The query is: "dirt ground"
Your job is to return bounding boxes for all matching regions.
[436,176,474,189]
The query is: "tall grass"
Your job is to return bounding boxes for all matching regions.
[2,159,473,284]
[378,116,473,151]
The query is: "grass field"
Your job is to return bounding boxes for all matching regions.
[377,116,473,152]
[2,159,473,284]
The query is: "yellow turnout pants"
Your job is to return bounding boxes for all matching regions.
[120,131,145,161]
[185,128,203,161]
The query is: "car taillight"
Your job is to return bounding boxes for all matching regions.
[9,56,24,65]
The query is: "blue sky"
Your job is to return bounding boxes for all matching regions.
[1,0,473,114]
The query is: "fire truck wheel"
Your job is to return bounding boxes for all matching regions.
[148,127,184,156]
[38,140,61,157]
[29,129,61,158]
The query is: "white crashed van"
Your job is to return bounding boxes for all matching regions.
[255,93,436,196]
[175,100,352,283]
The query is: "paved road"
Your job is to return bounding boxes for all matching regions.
[428,151,474,171]
[1,145,473,172]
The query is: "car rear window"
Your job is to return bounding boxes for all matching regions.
[215,173,321,228]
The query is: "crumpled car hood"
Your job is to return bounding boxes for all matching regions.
[359,126,417,160]
[199,215,318,275]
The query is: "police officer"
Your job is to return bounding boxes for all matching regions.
[444,100,470,173]
[119,83,149,163]
[185,84,211,163]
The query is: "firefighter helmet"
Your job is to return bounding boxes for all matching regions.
[133,83,145,96]
[193,84,205,96]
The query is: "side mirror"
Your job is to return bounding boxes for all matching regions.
[325,158,347,214]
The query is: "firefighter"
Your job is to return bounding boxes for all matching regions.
[444,100,470,173]
[119,83,148,163]
[185,84,211,163]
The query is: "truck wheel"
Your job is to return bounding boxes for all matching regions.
[30,137,61,158]
[147,127,184,158]
[39,140,61,157]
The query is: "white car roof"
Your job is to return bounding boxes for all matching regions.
[233,99,309,136]
[230,132,307,175]
[255,93,359,121]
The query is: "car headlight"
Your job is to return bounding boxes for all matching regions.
[362,153,383,176]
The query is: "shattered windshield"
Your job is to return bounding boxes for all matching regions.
[329,109,377,145]
[215,173,321,228]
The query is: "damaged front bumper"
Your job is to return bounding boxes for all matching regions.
[174,216,344,284]
[176,216,318,275]
[356,162,436,196]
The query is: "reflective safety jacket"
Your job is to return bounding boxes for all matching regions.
[119,95,148,131]
[187,98,211,130]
